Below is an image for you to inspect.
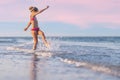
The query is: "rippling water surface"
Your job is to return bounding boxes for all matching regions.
[0,37,120,80]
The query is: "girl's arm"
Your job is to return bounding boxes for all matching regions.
[35,6,49,16]
[24,21,31,31]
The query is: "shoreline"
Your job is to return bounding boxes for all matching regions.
[0,53,119,80]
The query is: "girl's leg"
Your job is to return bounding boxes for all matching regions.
[31,31,38,50]
[38,30,49,48]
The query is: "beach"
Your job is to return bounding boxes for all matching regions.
[0,37,120,80]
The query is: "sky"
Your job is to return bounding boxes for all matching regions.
[0,0,120,37]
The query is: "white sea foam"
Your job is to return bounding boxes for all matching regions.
[5,39,56,58]
[60,58,120,77]
[6,47,34,53]
[16,41,33,47]
[6,46,52,57]
[35,52,52,57]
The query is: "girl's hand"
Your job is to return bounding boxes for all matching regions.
[24,28,27,31]
[46,6,49,9]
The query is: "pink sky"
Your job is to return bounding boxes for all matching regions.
[0,0,120,28]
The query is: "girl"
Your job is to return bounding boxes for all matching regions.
[24,6,50,50]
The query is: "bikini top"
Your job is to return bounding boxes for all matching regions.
[30,16,35,21]
[31,18,35,21]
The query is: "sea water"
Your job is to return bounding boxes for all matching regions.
[0,37,120,80]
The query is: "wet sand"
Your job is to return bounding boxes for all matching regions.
[0,52,119,80]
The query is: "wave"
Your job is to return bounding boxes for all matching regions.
[59,58,120,77]
[58,41,120,50]
[0,38,16,43]
[2,37,120,50]
[4,37,120,77]
[5,39,62,58]
[7,47,34,53]
[6,46,52,57]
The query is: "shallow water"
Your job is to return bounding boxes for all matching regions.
[0,37,120,80]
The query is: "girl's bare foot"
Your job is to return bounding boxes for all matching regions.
[33,46,36,50]
[33,48,36,50]
[45,42,50,48]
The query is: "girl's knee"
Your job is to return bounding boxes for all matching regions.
[38,31,44,35]
[41,31,45,35]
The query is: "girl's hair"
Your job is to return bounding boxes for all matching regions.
[29,6,38,12]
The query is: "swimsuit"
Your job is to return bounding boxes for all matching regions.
[30,16,39,31]
[30,15,35,21]
[31,18,35,21]
[31,17,35,21]
[31,27,39,31]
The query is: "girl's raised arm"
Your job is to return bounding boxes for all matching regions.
[35,6,49,16]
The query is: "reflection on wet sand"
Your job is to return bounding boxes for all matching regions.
[31,54,38,80]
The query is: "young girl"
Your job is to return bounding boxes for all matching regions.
[24,6,50,50]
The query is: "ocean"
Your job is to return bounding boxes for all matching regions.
[0,37,120,80]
